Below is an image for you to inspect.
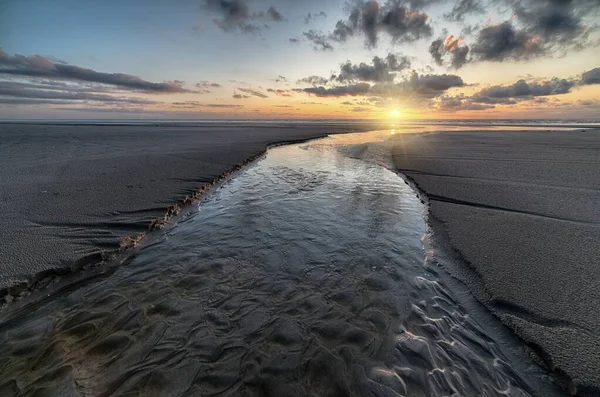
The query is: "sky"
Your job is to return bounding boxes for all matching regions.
[1,0,599,120]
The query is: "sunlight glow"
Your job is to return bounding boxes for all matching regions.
[389,109,401,119]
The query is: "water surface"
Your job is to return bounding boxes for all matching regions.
[0,135,561,396]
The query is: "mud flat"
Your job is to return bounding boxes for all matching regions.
[0,122,379,290]
[390,128,600,395]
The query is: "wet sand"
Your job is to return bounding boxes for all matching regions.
[0,122,378,291]
[390,129,600,395]
[0,136,562,397]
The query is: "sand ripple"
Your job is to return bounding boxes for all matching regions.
[0,141,559,396]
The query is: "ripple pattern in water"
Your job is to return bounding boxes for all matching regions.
[0,141,559,396]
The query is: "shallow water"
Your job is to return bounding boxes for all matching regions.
[0,135,561,396]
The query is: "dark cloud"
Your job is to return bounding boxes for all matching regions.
[297,83,371,97]
[438,95,495,111]
[335,53,411,82]
[467,1,599,63]
[202,0,284,33]
[470,22,542,61]
[0,80,159,105]
[436,66,600,108]
[304,11,327,24]
[473,78,576,103]
[275,75,287,83]
[580,67,600,84]
[267,88,292,97]
[289,37,301,44]
[371,72,464,99]
[203,0,255,32]
[296,71,463,100]
[429,35,470,68]
[444,0,485,22]
[0,49,192,93]
[511,0,597,43]
[171,101,202,108]
[199,103,244,108]
[297,75,329,86]
[233,92,251,99]
[196,81,222,89]
[303,30,333,51]
[329,0,433,48]
[265,6,284,22]
[238,87,269,98]
[0,98,79,106]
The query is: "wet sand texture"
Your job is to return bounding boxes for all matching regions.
[390,129,600,395]
[0,139,562,397]
[0,122,377,289]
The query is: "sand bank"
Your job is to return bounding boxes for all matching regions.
[390,129,600,395]
[0,122,378,291]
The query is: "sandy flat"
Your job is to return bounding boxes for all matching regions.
[390,129,600,395]
[0,122,378,290]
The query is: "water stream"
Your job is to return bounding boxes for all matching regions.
[0,133,562,396]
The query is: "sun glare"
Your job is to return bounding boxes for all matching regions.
[389,109,401,119]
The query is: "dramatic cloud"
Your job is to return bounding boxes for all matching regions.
[444,0,485,22]
[304,11,327,24]
[296,72,464,100]
[446,66,600,107]
[464,0,599,64]
[429,35,470,68]
[581,67,600,85]
[237,87,269,98]
[297,83,372,97]
[511,0,597,44]
[264,6,285,22]
[202,0,285,33]
[470,78,575,105]
[438,95,495,111]
[303,30,333,51]
[0,80,159,105]
[334,53,411,82]
[470,22,542,62]
[329,0,433,48]
[371,72,464,99]
[297,76,329,86]
[423,1,600,67]
[0,49,192,93]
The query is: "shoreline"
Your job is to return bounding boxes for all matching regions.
[2,124,598,394]
[395,169,573,393]
[0,122,384,292]
[390,128,600,396]
[0,133,337,308]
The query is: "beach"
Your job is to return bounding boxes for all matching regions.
[0,122,378,291]
[0,130,564,397]
[1,122,599,395]
[390,128,600,395]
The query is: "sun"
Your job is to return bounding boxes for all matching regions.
[389,109,401,118]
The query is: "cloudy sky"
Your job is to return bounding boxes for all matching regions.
[1,0,599,119]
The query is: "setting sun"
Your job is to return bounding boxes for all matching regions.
[389,109,401,118]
